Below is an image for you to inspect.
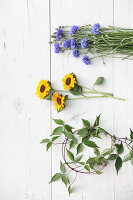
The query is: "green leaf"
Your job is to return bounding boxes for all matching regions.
[82,137,98,148]
[70,85,82,96]
[67,149,74,161]
[49,173,61,183]
[46,93,52,100]
[86,157,96,165]
[53,119,64,125]
[93,77,104,88]
[77,128,88,137]
[64,132,75,139]
[101,148,112,157]
[68,185,72,195]
[75,155,83,163]
[69,139,77,149]
[61,175,67,186]
[93,114,101,127]
[60,161,66,173]
[77,143,83,154]
[115,156,122,174]
[131,158,133,166]
[84,165,90,172]
[130,129,133,140]
[64,124,72,132]
[117,142,124,154]
[41,139,50,143]
[96,170,102,175]
[110,154,118,160]
[52,126,63,135]
[52,136,60,142]
[123,154,131,162]
[94,148,100,156]
[47,142,52,151]
[82,119,90,128]
[98,127,107,137]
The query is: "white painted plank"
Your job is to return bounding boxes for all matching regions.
[0,0,51,199]
[114,0,133,199]
[51,0,115,199]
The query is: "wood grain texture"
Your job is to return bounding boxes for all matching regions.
[0,0,133,199]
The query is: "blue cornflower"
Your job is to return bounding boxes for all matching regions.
[54,43,60,53]
[70,25,79,34]
[81,38,87,49]
[82,55,90,65]
[56,28,62,40]
[92,23,100,35]
[63,39,70,48]
[73,49,79,58]
[70,38,77,49]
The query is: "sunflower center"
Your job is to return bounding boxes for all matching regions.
[40,85,45,93]
[66,78,71,85]
[57,97,61,105]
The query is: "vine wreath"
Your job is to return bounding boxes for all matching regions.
[41,115,133,195]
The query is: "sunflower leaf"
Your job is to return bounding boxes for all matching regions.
[93,77,104,88]
[70,85,82,96]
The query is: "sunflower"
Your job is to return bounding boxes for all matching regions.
[52,92,65,112]
[36,80,51,99]
[62,73,77,90]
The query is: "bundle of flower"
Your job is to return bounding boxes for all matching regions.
[35,73,125,112]
[51,24,133,64]
[41,115,133,195]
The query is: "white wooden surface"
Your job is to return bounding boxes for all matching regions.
[0,0,133,199]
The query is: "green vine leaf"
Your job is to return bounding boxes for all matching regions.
[68,185,72,195]
[69,139,77,149]
[77,143,83,154]
[64,132,75,140]
[52,126,63,135]
[49,173,61,183]
[110,154,118,160]
[60,161,66,173]
[115,156,122,174]
[75,155,83,163]
[93,114,101,127]
[130,129,133,140]
[123,153,131,162]
[61,175,68,186]
[101,148,112,157]
[131,158,133,166]
[52,136,60,142]
[82,119,90,128]
[47,142,52,151]
[94,148,100,156]
[67,149,74,161]
[84,165,90,172]
[93,77,104,88]
[82,137,98,148]
[64,125,72,132]
[117,142,124,154]
[41,139,50,143]
[77,128,88,137]
[53,119,64,125]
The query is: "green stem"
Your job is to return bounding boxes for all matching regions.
[67,95,109,100]
[80,86,125,101]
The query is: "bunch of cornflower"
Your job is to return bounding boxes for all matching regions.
[51,24,133,64]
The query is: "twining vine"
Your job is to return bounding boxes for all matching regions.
[41,115,133,195]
